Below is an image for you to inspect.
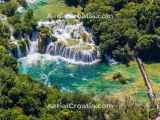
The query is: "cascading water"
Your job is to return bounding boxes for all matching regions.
[29,40,38,54]
[11,40,31,58]
[16,43,22,58]
[25,41,30,54]
[46,42,99,64]
[37,16,100,64]
[12,14,100,64]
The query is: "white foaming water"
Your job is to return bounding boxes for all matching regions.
[15,14,100,64]
[64,13,76,19]
[38,19,93,43]
[25,41,30,54]
[37,15,99,64]
[46,42,99,63]
[26,0,37,4]
[19,53,100,66]
[29,40,38,54]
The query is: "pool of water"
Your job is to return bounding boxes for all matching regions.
[18,54,136,95]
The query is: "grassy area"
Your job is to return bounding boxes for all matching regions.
[33,0,82,20]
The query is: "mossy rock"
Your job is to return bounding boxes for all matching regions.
[80,44,93,50]
[81,33,90,42]
[65,39,80,46]
[39,27,51,36]
[9,43,17,51]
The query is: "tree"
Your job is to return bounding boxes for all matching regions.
[2,1,18,16]
[110,0,128,11]
[0,55,17,71]
[17,0,27,8]
[65,0,82,7]
[8,87,21,103]
[112,45,134,64]
[18,97,41,117]
[0,22,10,39]
[136,35,160,61]
[0,109,16,120]
[0,96,13,108]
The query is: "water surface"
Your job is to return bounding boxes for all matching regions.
[18,54,135,95]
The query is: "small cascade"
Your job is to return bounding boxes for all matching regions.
[24,40,30,55]
[11,39,30,58]
[16,43,22,58]
[0,0,5,4]
[29,40,38,54]
[9,25,15,41]
[46,42,99,64]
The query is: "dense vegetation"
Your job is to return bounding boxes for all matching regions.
[65,0,88,8]
[0,0,159,119]
[83,0,160,63]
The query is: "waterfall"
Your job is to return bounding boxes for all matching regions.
[37,17,100,64]
[16,43,22,58]
[0,0,5,3]
[13,14,100,64]
[46,42,99,64]
[29,40,38,54]
[9,25,15,41]
[26,0,37,4]
[25,43,29,54]
[24,40,30,54]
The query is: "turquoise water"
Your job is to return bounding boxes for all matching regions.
[27,0,48,9]
[18,54,135,95]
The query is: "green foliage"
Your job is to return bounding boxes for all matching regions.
[8,9,37,39]
[83,0,160,63]
[0,109,16,120]
[17,0,27,8]
[0,55,17,71]
[0,45,8,56]
[0,22,10,39]
[136,35,160,61]
[39,27,50,35]
[64,0,88,7]
[110,0,128,11]
[1,1,18,16]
